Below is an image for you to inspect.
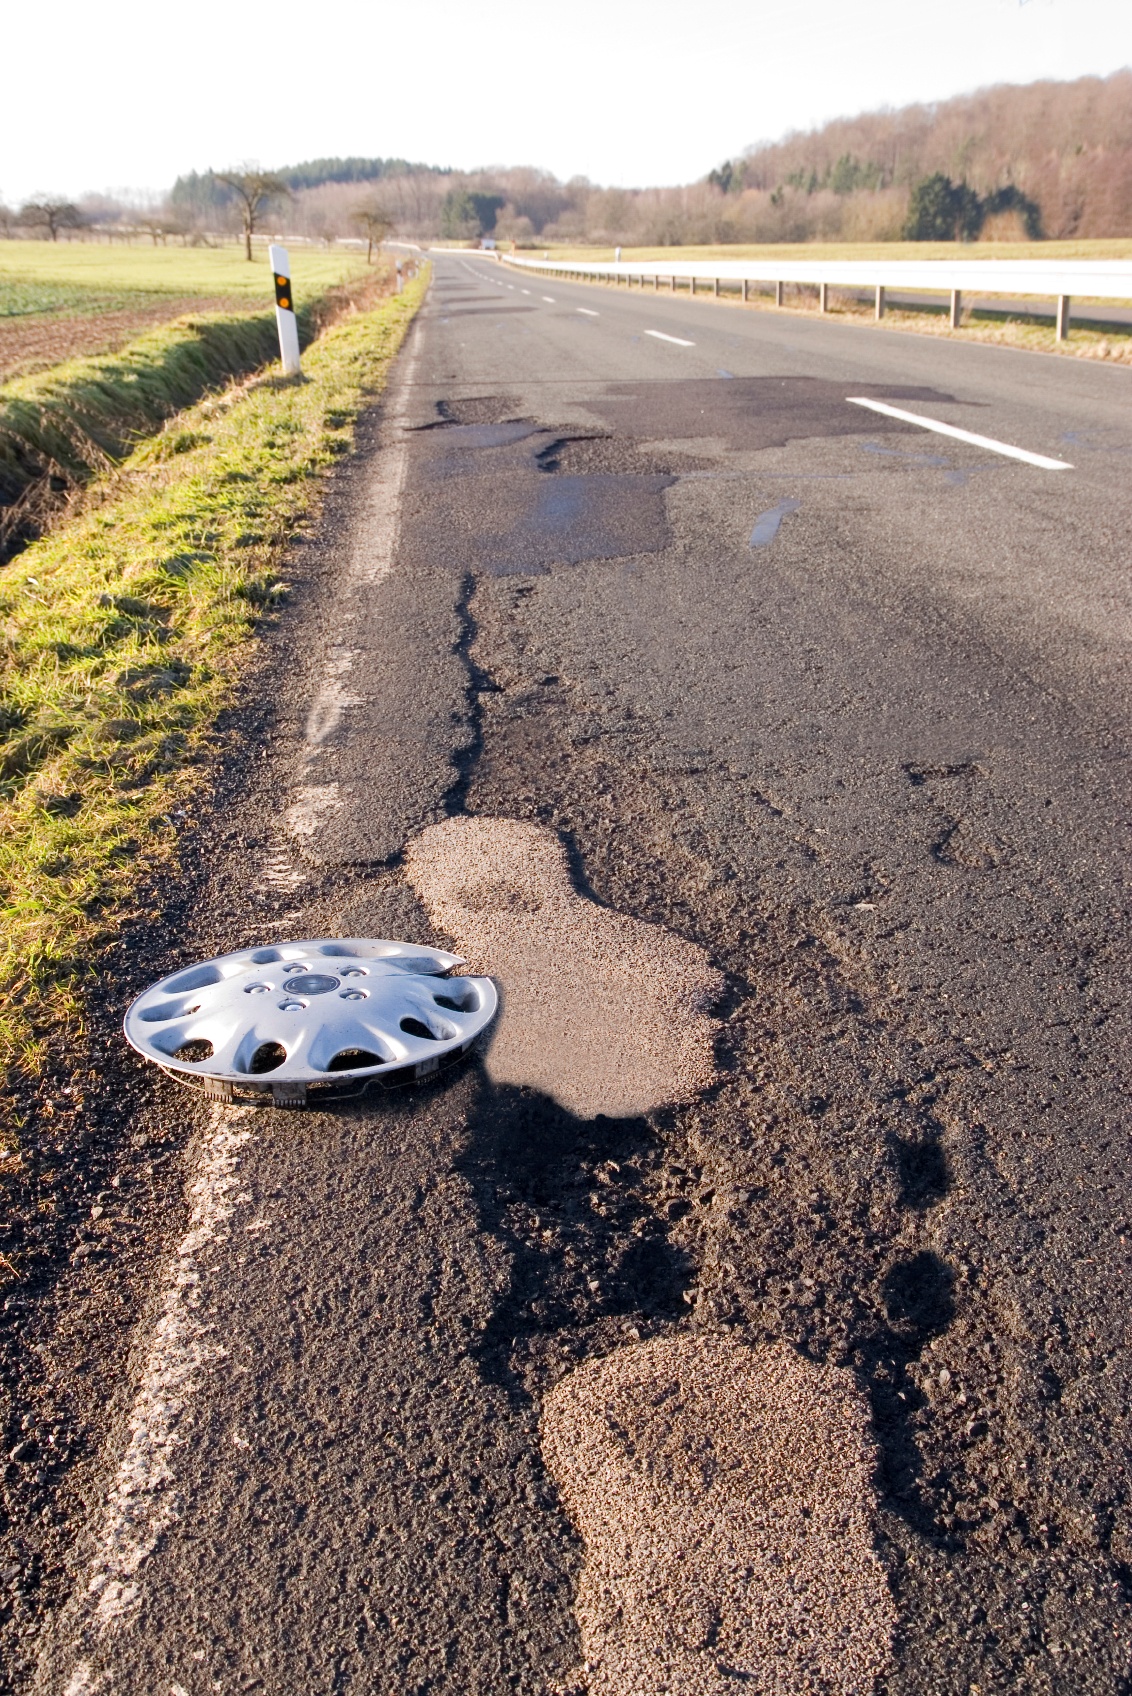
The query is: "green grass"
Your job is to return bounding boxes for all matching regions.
[0,240,369,302]
[0,280,183,320]
[0,269,428,1073]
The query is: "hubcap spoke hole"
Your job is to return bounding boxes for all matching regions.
[247,1041,287,1074]
[172,1039,214,1063]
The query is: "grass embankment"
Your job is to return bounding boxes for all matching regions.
[0,270,428,1077]
[512,238,1132,364]
[0,256,386,556]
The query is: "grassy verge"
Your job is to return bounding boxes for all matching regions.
[813,293,1132,364]
[0,269,428,1074]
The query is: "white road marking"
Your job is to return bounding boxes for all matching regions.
[542,296,556,303]
[286,782,341,838]
[577,307,599,317]
[846,397,1073,471]
[56,1109,254,1684]
[645,329,695,347]
[304,646,362,749]
[276,333,422,849]
[521,288,531,294]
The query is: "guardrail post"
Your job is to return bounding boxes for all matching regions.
[713,277,720,296]
[775,280,784,307]
[671,275,676,292]
[950,289,962,329]
[875,285,885,320]
[820,282,829,313]
[1056,294,1071,341]
[742,279,749,302]
[690,276,696,296]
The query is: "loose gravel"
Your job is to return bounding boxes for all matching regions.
[405,815,723,1119]
[541,1332,895,1695]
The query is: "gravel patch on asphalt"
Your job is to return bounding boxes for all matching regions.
[405,815,722,1119]
[541,1333,895,1695]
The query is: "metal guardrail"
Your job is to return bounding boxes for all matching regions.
[501,253,1132,340]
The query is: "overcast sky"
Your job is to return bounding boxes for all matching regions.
[4,0,1130,206]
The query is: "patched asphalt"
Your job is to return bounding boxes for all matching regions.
[7,253,1132,1695]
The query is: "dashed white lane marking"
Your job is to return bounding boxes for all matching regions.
[55,1110,254,1688]
[280,332,421,847]
[542,296,556,303]
[520,288,531,294]
[846,397,1073,470]
[577,307,599,317]
[303,646,363,749]
[286,782,341,839]
[645,329,695,347]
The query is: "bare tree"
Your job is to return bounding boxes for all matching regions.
[18,199,84,241]
[212,166,291,259]
[137,215,174,246]
[353,204,393,262]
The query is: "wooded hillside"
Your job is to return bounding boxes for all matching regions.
[730,71,1132,239]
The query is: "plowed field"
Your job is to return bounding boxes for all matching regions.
[0,296,250,379]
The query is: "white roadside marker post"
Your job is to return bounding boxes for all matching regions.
[268,243,301,377]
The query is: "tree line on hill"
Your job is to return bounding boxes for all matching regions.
[2,71,1127,250]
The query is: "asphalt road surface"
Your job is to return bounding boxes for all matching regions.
[14,254,1132,1695]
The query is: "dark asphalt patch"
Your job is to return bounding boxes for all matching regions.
[407,469,674,576]
[588,376,967,451]
[404,420,675,576]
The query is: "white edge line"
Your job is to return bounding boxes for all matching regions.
[576,307,599,317]
[645,329,696,348]
[846,397,1073,470]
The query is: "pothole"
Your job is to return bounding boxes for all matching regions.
[536,437,715,477]
[404,815,722,1119]
[437,396,526,426]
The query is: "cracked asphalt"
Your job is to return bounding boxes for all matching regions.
[5,252,1131,1694]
